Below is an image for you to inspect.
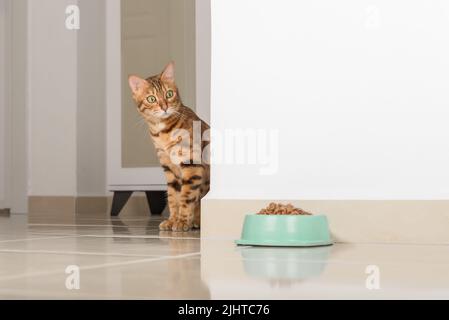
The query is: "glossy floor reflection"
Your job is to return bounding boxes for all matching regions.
[0,214,448,299]
[0,214,205,299]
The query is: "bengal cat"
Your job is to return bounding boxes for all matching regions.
[128,62,210,232]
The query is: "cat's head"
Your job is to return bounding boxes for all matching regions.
[128,62,182,121]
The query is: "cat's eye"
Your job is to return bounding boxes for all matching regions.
[146,96,157,104]
[166,90,174,99]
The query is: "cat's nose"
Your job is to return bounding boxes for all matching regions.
[161,105,168,112]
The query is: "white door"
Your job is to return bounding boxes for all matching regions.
[106,0,199,191]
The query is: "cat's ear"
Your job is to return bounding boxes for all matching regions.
[128,75,148,95]
[161,62,175,84]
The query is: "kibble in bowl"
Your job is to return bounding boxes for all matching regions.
[258,203,312,216]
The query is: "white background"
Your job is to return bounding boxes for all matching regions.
[211,0,449,200]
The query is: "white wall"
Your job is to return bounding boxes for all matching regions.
[210,0,449,200]
[0,0,29,213]
[77,0,106,197]
[10,0,28,212]
[27,0,107,198]
[28,0,78,196]
[0,0,8,208]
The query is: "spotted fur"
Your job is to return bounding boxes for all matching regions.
[128,62,210,232]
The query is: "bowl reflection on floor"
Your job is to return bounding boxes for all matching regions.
[239,246,332,281]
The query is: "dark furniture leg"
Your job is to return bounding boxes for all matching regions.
[110,191,133,217]
[145,191,167,216]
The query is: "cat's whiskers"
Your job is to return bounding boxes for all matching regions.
[172,110,187,122]
[134,116,153,140]
[135,117,147,128]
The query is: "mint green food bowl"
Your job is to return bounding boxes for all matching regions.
[235,214,333,247]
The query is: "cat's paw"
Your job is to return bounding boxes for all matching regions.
[172,221,193,232]
[193,217,201,229]
[159,220,174,231]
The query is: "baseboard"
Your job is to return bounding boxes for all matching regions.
[0,208,11,216]
[76,196,108,215]
[28,195,162,222]
[202,199,449,244]
[29,196,76,215]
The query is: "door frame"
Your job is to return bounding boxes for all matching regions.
[106,0,210,191]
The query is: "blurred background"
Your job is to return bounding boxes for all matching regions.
[0,0,210,220]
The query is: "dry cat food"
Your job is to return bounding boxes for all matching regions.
[258,203,312,216]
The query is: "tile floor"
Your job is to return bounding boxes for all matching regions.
[0,214,448,299]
